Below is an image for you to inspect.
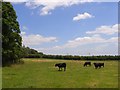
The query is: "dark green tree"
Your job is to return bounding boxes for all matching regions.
[2,2,22,66]
[21,46,44,58]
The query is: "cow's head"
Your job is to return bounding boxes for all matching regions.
[55,64,59,67]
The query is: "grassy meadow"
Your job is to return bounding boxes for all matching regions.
[2,58,118,88]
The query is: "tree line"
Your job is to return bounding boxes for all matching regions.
[21,46,120,60]
[43,55,120,60]
[22,46,44,58]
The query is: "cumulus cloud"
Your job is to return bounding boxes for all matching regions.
[63,35,117,48]
[107,37,118,42]
[73,12,94,21]
[41,35,117,52]
[4,0,93,15]
[21,32,58,46]
[3,0,29,3]
[37,24,118,55]
[86,24,118,35]
[3,0,119,3]
[25,0,94,15]
[37,1,94,15]
[37,36,118,55]
[3,0,119,15]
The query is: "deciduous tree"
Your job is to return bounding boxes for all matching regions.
[2,2,22,66]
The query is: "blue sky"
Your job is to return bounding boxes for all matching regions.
[11,1,118,55]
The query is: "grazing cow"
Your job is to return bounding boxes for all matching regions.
[93,63,104,69]
[55,63,66,71]
[84,62,91,67]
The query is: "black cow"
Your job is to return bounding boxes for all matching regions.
[84,62,91,67]
[55,63,66,71]
[93,63,104,69]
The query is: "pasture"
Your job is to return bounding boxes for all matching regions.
[2,58,118,88]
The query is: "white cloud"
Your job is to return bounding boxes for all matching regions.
[107,37,118,43]
[3,0,119,3]
[36,23,118,55]
[25,0,94,15]
[86,24,118,35]
[63,35,117,48]
[45,23,118,55]
[73,12,94,21]
[3,0,29,2]
[21,32,58,46]
[35,24,118,55]
[3,0,119,15]
[37,36,118,55]
[40,35,117,51]
[3,0,29,3]
[93,0,119,2]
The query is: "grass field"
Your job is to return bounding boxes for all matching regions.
[2,58,118,88]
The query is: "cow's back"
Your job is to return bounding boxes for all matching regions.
[59,63,66,67]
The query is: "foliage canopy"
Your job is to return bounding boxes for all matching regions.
[2,2,22,66]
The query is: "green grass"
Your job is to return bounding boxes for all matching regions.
[0,67,2,89]
[2,58,118,88]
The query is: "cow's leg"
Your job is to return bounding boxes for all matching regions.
[61,67,62,71]
[95,66,98,69]
[60,67,62,71]
[99,66,101,69]
[64,67,66,71]
[58,67,60,71]
[97,66,99,69]
[88,64,90,66]
[84,64,85,67]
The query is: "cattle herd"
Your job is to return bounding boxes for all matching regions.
[55,62,104,71]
